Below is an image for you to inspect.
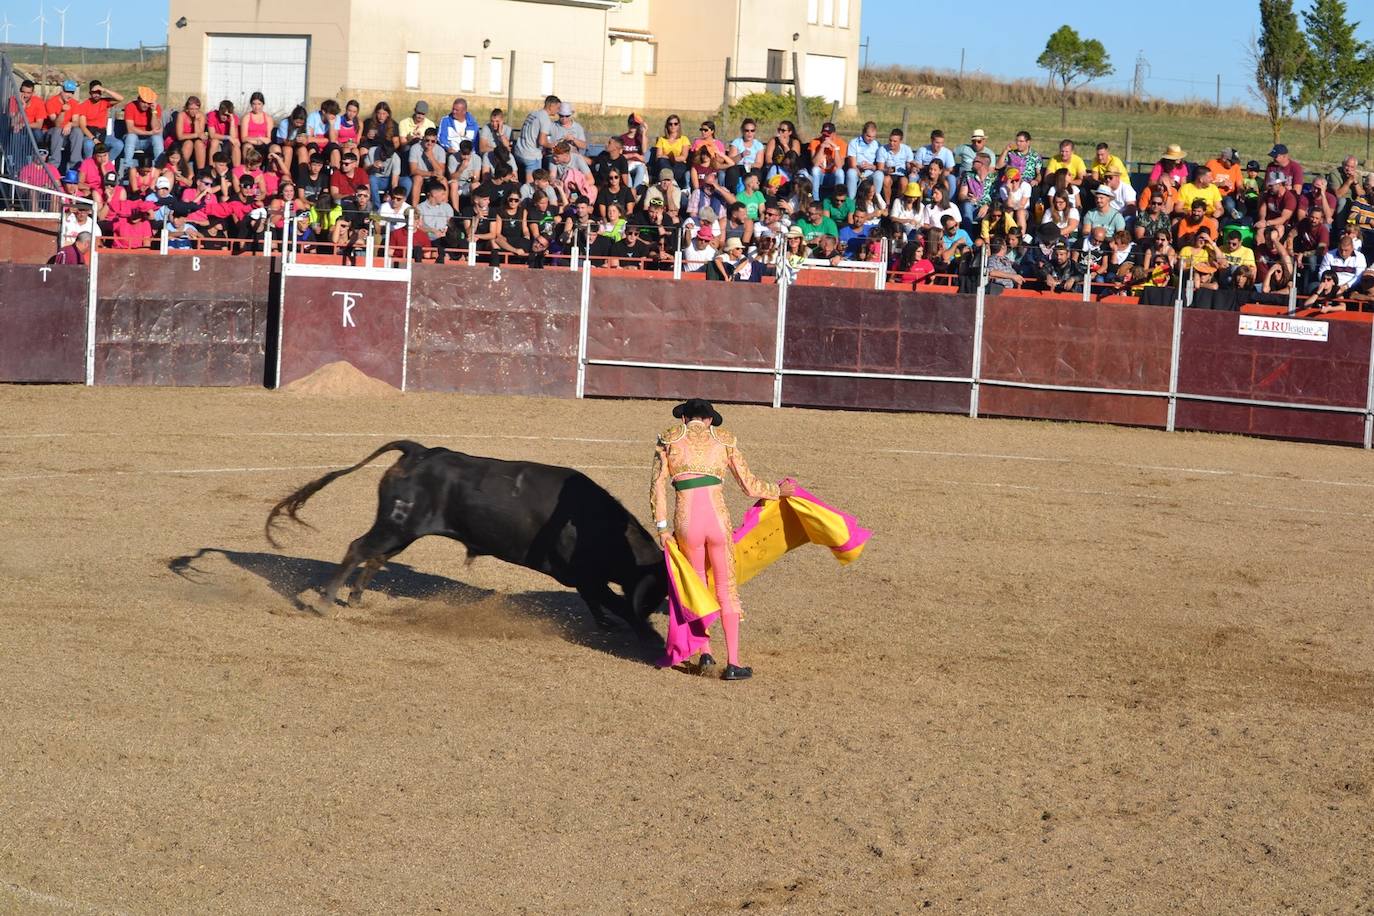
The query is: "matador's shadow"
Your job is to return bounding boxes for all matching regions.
[167,548,664,664]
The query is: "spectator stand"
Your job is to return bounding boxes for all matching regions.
[274,203,416,390]
[1,51,51,203]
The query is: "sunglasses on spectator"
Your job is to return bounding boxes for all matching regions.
[698,126,710,132]
[743,128,755,133]
[667,120,680,126]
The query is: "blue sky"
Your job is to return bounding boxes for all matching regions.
[3,0,1372,110]
[861,0,1374,109]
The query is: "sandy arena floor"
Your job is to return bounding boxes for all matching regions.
[1,385,1371,914]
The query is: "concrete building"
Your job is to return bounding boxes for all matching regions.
[166,0,861,116]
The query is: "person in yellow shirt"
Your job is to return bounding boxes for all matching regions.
[1215,229,1256,289]
[1045,139,1087,185]
[1179,227,1220,286]
[1089,142,1126,185]
[1177,166,1224,220]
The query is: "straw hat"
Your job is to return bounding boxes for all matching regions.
[1161,143,1185,160]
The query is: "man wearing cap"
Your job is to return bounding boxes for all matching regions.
[60,200,99,247]
[806,122,846,200]
[397,101,433,148]
[682,224,717,272]
[551,103,589,172]
[45,80,84,169]
[1265,144,1303,192]
[953,129,989,174]
[1205,148,1244,221]
[514,95,561,183]
[75,80,124,163]
[437,98,479,157]
[121,87,163,174]
[1255,171,1298,251]
[639,167,682,215]
[1100,166,1137,216]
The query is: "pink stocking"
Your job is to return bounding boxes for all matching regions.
[721,611,741,666]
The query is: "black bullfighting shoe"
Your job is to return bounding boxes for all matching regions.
[696,653,717,676]
[721,664,752,681]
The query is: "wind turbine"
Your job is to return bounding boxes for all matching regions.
[1,13,14,45]
[53,4,67,47]
[97,10,112,49]
[34,3,46,45]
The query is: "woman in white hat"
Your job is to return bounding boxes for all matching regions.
[1148,144,1190,188]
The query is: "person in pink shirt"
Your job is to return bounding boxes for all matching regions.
[207,99,242,168]
[1147,144,1191,188]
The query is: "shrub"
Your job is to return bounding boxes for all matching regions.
[728,91,830,126]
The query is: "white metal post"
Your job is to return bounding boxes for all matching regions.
[968,246,987,418]
[772,275,789,409]
[1166,270,1186,432]
[1364,316,1374,449]
[158,219,168,255]
[83,242,99,386]
[575,258,592,398]
[467,238,477,266]
[570,245,580,272]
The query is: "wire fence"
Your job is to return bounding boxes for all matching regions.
[1,51,60,208]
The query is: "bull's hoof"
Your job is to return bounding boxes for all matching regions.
[696,653,718,676]
[721,664,752,681]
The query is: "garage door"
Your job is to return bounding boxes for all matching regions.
[803,53,846,107]
[206,35,309,116]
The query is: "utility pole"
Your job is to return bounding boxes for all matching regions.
[1131,50,1149,102]
[1215,74,1221,110]
[958,48,965,84]
[860,35,869,71]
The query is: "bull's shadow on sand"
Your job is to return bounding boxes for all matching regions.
[167,548,664,664]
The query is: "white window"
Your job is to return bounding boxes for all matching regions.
[645,43,656,75]
[540,61,555,96]
[488,57,504,94]
[619,41,633,74]
[821,0,834,26]
[839,0,850,27]
[807,0,818,23]
[405,51,420,90]
[460,56,475,92]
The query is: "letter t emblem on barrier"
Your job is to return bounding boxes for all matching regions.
[332,291,363,328]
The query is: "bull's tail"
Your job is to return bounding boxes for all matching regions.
[265,440,427,547]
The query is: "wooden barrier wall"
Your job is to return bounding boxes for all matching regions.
[0,261,88,382]
[3,255,1373,448]
[408,264,580,396]
[94,254,273,387]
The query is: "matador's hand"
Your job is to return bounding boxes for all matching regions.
[659,530,674,549]
[778,480,797,498]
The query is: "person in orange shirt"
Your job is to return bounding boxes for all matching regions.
[121,86,164,173]
[9,79,49,135]
[1137,179,1178,217]
[76,79,125,162]
[1204,147,1244,223]
[1174,198,1218,247]
[45,79,84,169]
[806,121,846,202]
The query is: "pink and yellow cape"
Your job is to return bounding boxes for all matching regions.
[659,481,871,668]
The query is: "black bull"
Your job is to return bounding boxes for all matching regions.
[265,441,668,634]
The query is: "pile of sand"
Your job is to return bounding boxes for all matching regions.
[280,361,401,397]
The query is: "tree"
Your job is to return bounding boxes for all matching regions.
[1036,26,1114,129]
[1248,0,1306,144]
[1294,0,1374,149]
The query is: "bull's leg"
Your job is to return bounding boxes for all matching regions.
[318,527,413,614]
[347,550,400,606]
[574,582,619,629]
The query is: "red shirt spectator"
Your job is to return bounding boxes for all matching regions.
[329,157,369,198]
[46,90,81,129]
[1264,145,1303,190]
[18,157,61,189]
[77,150,115,189]
[123,99,162,134]
[11,82,48,129]
[52,241,88,264]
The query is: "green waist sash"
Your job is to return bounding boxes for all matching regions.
[673,475,722,491]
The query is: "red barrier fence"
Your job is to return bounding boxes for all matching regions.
[978,298,1174,428]
[782,288,975,414]
[582,274,778,403]
[0,261,89,383]
[6,253,1374,450]
[408,263,580,397]
[94,254,272,387]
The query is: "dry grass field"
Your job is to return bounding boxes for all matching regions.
[1,385,1372,914]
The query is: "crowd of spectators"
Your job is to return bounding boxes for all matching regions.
[6,78,1374,301]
